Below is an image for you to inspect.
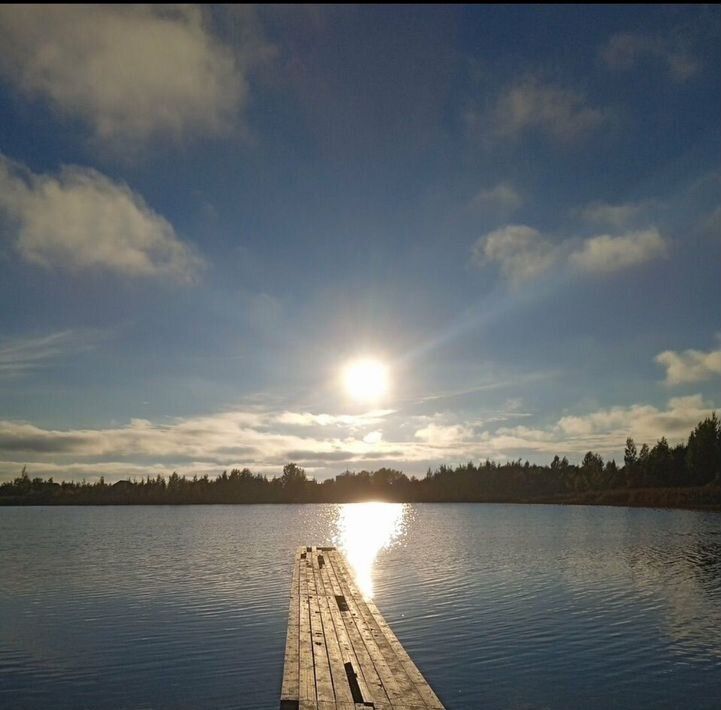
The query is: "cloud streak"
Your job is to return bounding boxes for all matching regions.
[0,330,103,376]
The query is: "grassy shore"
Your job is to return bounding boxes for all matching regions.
[1,485,720,510]
[520,485,721,511]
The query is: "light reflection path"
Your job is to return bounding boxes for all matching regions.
[332,502,407,598]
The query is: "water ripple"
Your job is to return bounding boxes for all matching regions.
[1,504,720,708]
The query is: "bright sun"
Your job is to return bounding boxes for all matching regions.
[342,358,389,402]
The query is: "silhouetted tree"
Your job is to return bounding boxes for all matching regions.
[686,414,720,485]
[624,438,637,467]
[281,463,307,487]
[2,417,720,506]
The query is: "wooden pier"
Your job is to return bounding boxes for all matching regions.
[280,546,444,710]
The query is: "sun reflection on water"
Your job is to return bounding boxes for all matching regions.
[333,502,407,598]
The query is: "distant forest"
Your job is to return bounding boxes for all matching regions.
[2,415,720,509]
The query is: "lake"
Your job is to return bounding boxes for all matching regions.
[1,503,720,709]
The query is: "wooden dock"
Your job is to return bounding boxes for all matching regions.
[280,546,444,710]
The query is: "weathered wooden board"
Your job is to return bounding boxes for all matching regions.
[280,546,444,710]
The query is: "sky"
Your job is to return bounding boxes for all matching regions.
[0,5,719,482]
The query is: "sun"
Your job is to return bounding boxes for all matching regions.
[342,357,389,402]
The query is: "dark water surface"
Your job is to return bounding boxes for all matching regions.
[1,503,720,709]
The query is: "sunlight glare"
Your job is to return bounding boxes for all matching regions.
[334,502,406,598]
[342,358,389,402]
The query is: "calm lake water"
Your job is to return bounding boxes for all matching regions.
[1,503,720,709]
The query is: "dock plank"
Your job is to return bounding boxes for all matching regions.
[280,549,300,705]
[332,551,443,709]
[329,550,428,708]
[324,550,411,708]
[322,548,392,708]
[308,547,337,705]
[313,549,356,706]
[280,545,444,710]
[299,548,317,706]
[317,552,378,705]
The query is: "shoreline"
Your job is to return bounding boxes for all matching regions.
[1,485,720,512]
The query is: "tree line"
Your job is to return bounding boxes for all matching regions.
[1,414,719,507]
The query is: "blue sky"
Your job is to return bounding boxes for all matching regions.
[0,5,719,481]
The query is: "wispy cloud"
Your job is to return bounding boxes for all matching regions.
[414,423,474,447]
[0,5,272,150]
[0,155,203,281]
[601,31,700,82]
[700,205,721,242]
[577,199,654,229]
[469,182,523,216]
[468,76,608,145]
[0,330,102,377]
[275,410,394,428]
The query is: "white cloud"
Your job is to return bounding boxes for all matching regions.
[363,430,383,445]
[473,395,715,459]
[0,5,269,148]
[0,155,203,281]
[569,228,668,273]
[470,182,523,215]
[488,76,607,143]
[0,395,716,481]
[471,224,557,283]
[553,395,713,447]
[473,224,667,283]
[414,423,474,446]
[0,408,405,472]
[656,346,721,386]
[601,31,699,82]
[275,410,393,428]
[276,412,337,427]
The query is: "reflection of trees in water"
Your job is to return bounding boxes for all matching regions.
[558,511,721,660]
[630,520,721,658]
[689,537,721,588]
[666,545,721,660]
